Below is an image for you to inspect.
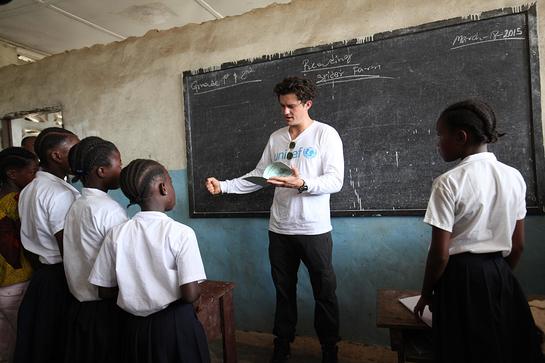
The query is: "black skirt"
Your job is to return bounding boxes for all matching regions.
[14,263,73,363]
[433,252,545,363]
[122,300,210,363]
[64,298,123,363]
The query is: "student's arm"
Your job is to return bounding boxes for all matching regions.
[54,230,64,257]
[505,219,525,270]
[180,281,201,304]
[414,226,451,318]
[98,286,118,300]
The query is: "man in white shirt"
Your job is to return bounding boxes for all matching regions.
[206,76,344,363]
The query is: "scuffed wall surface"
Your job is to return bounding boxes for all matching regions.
[1,0,543,169]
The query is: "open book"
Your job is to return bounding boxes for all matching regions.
[399,295,432,327]
[243,162,292,187]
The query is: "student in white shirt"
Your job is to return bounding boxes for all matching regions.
[63,137,128,363]
[206,77,344,363]
[89,159,210,363]
[414,100,544,363]
[15,127,80,363]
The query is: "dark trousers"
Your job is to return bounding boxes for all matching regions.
[268,231,340,345]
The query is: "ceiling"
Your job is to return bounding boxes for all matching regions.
[0,0,290,58]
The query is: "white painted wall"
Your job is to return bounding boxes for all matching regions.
[0,0,543,169]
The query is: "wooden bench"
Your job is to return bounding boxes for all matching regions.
[197,280,237,363]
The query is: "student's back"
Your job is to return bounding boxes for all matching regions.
[90,159,210,363]
[94,211,203,316]
[427,152,526,255]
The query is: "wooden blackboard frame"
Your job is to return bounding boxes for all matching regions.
[183,5,543,217]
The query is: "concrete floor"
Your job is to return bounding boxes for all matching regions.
[209,331,397,363]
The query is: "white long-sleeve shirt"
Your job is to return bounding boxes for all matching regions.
[220,120,344,235]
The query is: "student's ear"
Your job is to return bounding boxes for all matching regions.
[305,100,313,110]
[50,149,63,164]
[455,129,469,144]
[96,166,106,178]
[159,182,168,196]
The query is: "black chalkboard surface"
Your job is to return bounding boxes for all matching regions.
[183,6,543,217]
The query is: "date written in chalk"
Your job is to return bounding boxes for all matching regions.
[451,27,525,49]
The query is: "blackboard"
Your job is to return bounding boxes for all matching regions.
[183,6,543,217]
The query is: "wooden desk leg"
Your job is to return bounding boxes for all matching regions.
[389,329,405,363]
[220,291,237,363]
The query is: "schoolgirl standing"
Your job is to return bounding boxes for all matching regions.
[415,100,544,363]
[0,147,38,362]
[89,159,210,363]
[14,127,80,363]
[63,137,128,363]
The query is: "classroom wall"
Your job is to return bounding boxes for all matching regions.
[1,0,544,344]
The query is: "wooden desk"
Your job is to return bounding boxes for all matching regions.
[377,289,545,363]
[376,289,432,363]
[198,280,237,363]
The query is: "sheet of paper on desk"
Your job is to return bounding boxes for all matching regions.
[399,295,432,327]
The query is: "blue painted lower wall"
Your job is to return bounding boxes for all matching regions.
[110,169,545,345]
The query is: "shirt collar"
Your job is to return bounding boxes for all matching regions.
[36,171,80,194]
[133,211,170,220]
[81,187,110,198]
[459,152,496,165]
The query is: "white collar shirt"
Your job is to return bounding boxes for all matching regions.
[19,171,80,264]
[423,152,526,256]
[89,211,207,316]
[63,188,128,302]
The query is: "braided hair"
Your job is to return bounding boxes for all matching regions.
[34,127,77,165]
[68,136,119,184]
[120,159,167,207]
[439,99,505,144]
[274,76,317,103]
[0,147,38,186]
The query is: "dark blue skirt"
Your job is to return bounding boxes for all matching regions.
[64,298,123,363]
[433,252,544,363]
[14,263,73,363]
[122,300,210,363]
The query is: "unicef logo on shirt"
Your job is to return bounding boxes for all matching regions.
[303,147,317,159]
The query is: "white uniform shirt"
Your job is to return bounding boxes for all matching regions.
[19,171,80,264]
[63,188,128,302]
[89,211,207,316]
[220,121,344,235]
[423,152,526,256]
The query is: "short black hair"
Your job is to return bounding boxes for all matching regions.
[439,99,504,144]
[0,147,38,185]
[68,136,119,184]
[119,159,167,207]
[273,76,317,103]
[34,127,77,165]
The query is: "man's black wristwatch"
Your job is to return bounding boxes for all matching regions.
[298,179,308,193]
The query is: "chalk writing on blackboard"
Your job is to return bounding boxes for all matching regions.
[191,67,262,95]
[451,27,525,49]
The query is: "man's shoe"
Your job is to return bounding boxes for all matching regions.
[322,344,338,363]
[271,338,291,363]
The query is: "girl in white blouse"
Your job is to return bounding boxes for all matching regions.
[90,159,209,363]
[63,137,128,363]
[415,100,543,363]
[15,127,80,363]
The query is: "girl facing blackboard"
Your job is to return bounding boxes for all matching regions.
[414,99,544,362]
